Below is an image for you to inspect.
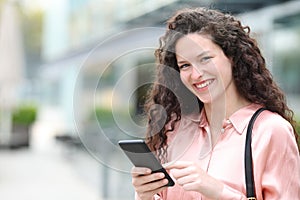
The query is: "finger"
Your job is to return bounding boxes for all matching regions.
[131,167,152,177]
[177,173,200,186]
[171,168,192,179]
[135,178,169,193]
[170,164,199,180]
[132,172,166,187]
[181,181,198,191]
[136,182,168,200]
[165,161,191,170]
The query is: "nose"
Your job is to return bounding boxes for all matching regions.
[191,65,204,79]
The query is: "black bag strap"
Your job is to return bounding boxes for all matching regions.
[245,107,266,199]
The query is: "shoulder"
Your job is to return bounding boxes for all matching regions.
[253,110,293,136]
[251,109,297,152]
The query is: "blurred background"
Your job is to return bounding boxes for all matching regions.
[0,0,299,199]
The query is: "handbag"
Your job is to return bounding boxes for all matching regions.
[244,107,266,200]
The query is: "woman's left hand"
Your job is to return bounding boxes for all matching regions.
[165,161,224,200]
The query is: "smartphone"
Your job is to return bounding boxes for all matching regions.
[118,139,175,187]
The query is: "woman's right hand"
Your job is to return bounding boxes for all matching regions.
[131,167,168,200]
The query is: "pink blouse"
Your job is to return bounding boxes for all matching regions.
[136,104,300,200]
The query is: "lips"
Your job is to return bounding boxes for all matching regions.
[194,79,213,90]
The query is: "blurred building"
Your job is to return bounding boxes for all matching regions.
[38,0,178,136]
[0,1,27,147]
[38,0,300,137]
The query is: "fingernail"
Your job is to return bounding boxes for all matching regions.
[158,173,165,178]
[163,179,168,185]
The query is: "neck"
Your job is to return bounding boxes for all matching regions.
[204,86,250,131]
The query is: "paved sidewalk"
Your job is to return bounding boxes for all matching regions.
[0,145,101,200]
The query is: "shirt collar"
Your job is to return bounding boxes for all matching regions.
[183,108,208,128]
[183,103,263,135]
[228,103,263,135]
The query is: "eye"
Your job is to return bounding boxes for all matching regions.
[178,63,190,70]
[200,56,212,63]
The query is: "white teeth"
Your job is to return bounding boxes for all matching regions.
[196,80,213,89]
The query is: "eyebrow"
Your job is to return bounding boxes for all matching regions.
[177,51,210,64]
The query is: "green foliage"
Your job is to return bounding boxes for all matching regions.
[296,121,300,148]
[93,107,133,128]
[12,105,37,126]
[94,107,114,127]
[21,9,43,61]
[17,3,44,77]
[296,122,300,135]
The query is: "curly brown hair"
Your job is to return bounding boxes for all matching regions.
[144,7,298,161]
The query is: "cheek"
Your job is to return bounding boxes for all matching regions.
[180,72,190,88]
[220,66,233,85]
[214,61,232,84]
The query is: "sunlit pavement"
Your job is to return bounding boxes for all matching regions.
[0,118,135,200]
[0,143,102,200]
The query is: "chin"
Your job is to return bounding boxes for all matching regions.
[196,96,213,104]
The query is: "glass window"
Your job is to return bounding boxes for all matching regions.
[273,13,300,115]
[273,13,300,94]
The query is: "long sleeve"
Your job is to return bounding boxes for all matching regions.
[219,185,247,199]
[220,110,300,200]
[251,113,300,199]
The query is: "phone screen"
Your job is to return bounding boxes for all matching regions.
[118,139,175,187]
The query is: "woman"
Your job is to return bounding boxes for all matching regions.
[131,7,300,200]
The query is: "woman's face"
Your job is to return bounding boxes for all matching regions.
[175,33,235,104]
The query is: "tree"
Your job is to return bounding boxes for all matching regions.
[20,7,44,79]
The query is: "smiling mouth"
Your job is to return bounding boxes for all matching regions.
[195,80,213,89]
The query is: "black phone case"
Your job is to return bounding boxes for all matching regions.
[118,139,175,187]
